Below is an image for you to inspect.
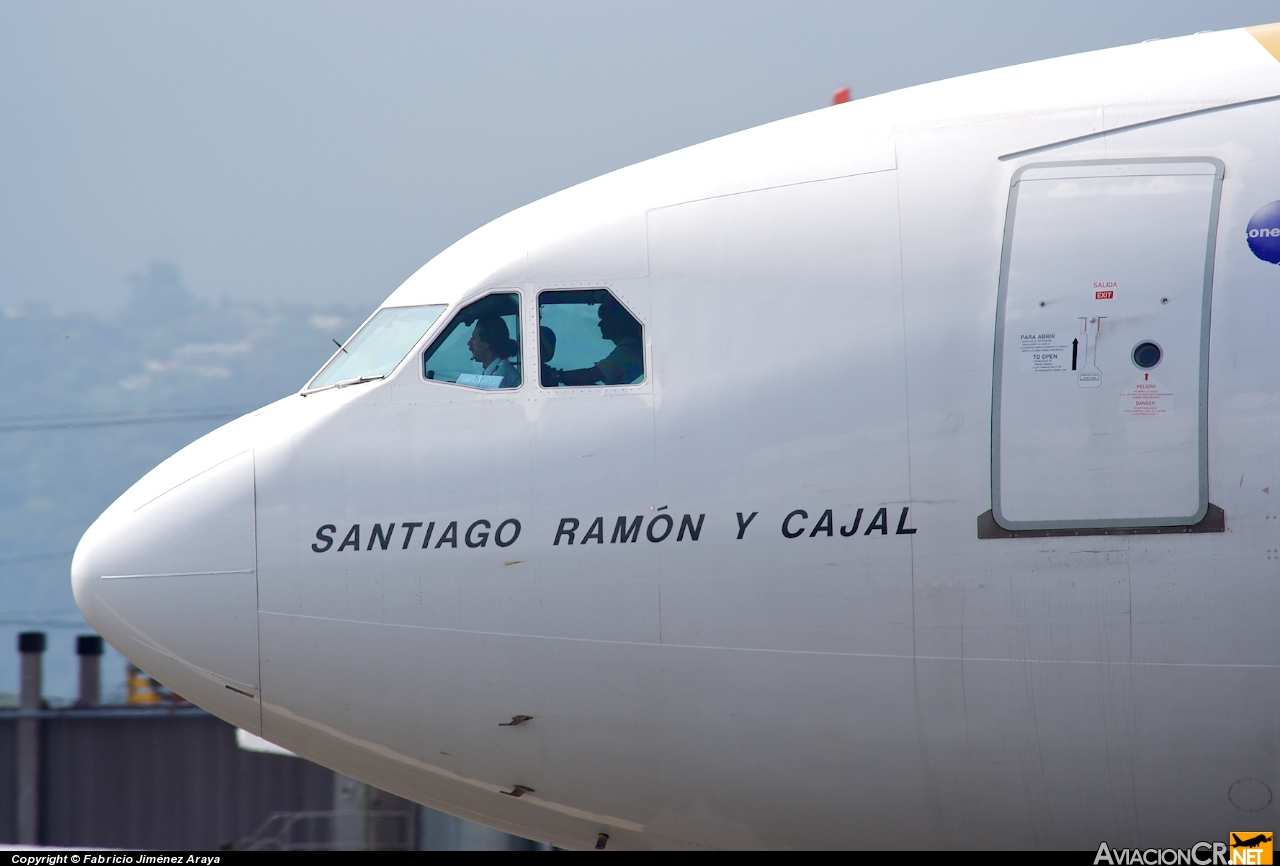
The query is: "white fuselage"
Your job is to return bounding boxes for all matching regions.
[73,26,1280,849]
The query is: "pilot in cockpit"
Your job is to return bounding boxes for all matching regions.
[553,299,643,386]
[467,316,520,389]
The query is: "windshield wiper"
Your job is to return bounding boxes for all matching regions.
[336,374,384,388]
[301,374,385,396]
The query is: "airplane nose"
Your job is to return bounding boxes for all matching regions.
[72,447,260,732]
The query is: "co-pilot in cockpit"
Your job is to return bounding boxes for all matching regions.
[538,290,644,387]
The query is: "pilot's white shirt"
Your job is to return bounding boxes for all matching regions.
[483,357,519,389]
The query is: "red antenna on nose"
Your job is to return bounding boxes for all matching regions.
[832,86,851,105]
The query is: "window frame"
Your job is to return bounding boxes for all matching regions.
[418,288,527,392]
[534,285,648,391]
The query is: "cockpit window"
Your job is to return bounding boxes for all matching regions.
[422,292,522,389]
[538,289,644,387]
[306,304,446,391]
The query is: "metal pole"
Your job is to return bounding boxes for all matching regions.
[333,774,369,850]
[76,634,104,707]
[17,631,45,846]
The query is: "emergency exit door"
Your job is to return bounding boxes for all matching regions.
[992,159,1223,531]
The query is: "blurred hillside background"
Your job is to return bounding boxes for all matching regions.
[0,261,358,703]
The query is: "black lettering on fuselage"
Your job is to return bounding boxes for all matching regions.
[312,505,913,556]
[555,518,579,546]
[865,508,889,535]
[465,520,491,548]
[495,519,521,547]
[895,507,917,535]
[581,517,605,544]
[612,516,641,543]
[777,507,910,538]
[647,513,674,542]
[436,521,459,548]
[368,523,396,551]
[312,524,336,553]
[677,513,704,541]
[810,509,834,538]
[782,510,808,538]
[839,509,863,537]
[311,518,530,552]
[400,522,423,549]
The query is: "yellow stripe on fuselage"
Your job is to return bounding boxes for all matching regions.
[1247,22,1280,62]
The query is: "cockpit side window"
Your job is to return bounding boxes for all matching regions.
[538,289,644,387]
[422,292,522,389]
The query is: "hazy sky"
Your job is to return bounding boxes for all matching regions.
[2,1,1278,313]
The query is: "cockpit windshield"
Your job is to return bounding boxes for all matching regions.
[306,304,446,391]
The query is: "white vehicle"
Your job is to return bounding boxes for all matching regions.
[73,23,1280,849]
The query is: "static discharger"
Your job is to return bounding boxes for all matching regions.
[500,715,533,727]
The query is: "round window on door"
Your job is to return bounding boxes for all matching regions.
[1132,341,1162,369]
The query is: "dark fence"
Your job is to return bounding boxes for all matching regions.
[0,708,333,849]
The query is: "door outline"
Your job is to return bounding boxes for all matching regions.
[990,157,1225,532]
